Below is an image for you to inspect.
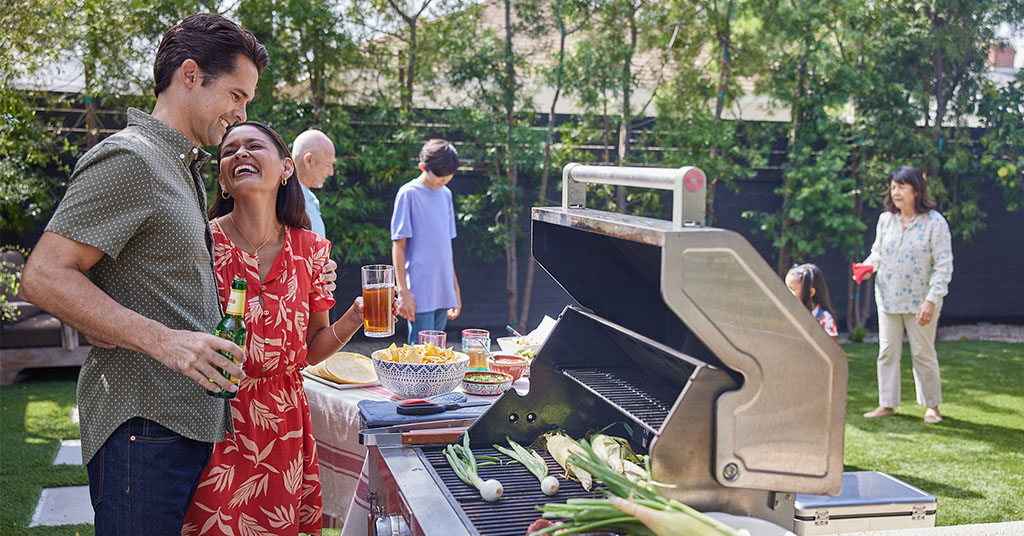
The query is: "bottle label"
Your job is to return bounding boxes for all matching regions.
[226,288,246,316]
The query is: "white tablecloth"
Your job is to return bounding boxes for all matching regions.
[303,378,392,529]
[304,375,528,534]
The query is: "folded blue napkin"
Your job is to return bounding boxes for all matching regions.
[358,392,491,427]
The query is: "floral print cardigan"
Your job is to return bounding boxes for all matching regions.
[862,210,953,314]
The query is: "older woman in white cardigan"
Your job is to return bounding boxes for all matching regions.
[859,166,953,424]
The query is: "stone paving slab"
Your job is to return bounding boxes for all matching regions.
[29,486,93,527]
[846,521,1024,536]
[53,439,82,465]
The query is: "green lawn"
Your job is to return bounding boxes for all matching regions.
[2,341,1022,533]
[0,368,89,536]
[842,340,1024,526]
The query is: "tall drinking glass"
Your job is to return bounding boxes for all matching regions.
[361,265,395,338]
[462,329,490,371]
[418,330,447,348]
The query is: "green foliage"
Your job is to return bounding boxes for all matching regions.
[745,0,870,272]
[0,246,30,323]
[978,71,1024,212]
[0,91,73,235]
[851,325,866,343]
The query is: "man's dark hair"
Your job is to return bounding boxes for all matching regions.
[883,165,936,214]
[153,13,269,97]
[210,121,310,231]
[419,139,460,177]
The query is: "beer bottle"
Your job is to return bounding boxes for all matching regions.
[208,277,247,398]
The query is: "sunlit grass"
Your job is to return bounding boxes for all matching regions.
[0,368,89,536]
[841,341,1024,526]
[2,342,1022,532]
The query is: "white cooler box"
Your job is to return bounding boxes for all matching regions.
[793,471,937,535]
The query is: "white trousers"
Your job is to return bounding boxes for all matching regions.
[876,304,943,408]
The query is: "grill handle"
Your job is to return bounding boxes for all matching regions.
[562,163,707,226]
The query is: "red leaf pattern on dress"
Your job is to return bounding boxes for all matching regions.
[229,473,270,509]
[238,513,274,536]
[248,398,283,433]
[197,463,235,494]
[259,504,295,529]
[283,455,303,496]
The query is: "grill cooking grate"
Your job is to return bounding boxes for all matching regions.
[561,367,677,431]
[422,446,600,536]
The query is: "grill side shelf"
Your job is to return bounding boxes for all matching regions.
[560,367,677,434]
[420,446,600,536]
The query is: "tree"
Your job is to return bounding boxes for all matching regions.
[347,0,470,110]
[654,0,768,225]
[519,0,595,329]
[979,70,1024,212]
[445,0,544,325]
[746,0,866,275]
[890,0,1024,240]
[1,0,202,235]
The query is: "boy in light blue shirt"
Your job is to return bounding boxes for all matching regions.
[391,139,462,344]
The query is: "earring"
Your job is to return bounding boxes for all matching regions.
[221,190,230,199]
[282,177,288,186]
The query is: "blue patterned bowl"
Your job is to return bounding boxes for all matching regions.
[462,371,514,396]
[370,349,470,399]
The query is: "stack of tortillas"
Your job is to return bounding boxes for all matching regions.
[305,352,377,385]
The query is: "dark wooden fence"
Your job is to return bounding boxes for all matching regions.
[15,98,1024,338]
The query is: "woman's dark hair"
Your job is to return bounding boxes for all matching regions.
[419,139,459,177]
[209,121,311,230]
[153,13,269,97]
[883,166,936,214]
[787,263,834,318]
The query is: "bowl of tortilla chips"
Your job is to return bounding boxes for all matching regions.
[371,343,469,399]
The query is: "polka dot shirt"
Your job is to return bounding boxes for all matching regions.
[46,108,232,465]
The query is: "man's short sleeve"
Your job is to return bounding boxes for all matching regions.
[390,187,413,240]
[46,145,154,260]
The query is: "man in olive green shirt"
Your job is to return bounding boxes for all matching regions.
[20,14,267,533]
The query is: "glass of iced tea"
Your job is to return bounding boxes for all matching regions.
[462,329,490,371]
[361,265,395,338]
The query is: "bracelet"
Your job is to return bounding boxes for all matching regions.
[331,322,350,347]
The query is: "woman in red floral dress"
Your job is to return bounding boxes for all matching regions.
[182,122,364,536]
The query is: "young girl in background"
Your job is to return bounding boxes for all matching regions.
[786,263,838,340]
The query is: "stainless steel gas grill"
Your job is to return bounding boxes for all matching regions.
[360,164,848,536]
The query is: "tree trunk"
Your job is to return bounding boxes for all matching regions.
[519,0,569,329]
[615,5,637,212]
[84,63,98,149]
[406,20,417,111]
[707,2,733,226]
[310,43,325,123]
[503,0,519,324]
[776,40,810,276]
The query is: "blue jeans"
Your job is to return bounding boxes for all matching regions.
[87,417,212,535]
[407,308,449,345]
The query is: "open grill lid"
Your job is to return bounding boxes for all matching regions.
[467,164,847,503]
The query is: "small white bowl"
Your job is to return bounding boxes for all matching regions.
[370,350,469,399]
[495,336,542,356]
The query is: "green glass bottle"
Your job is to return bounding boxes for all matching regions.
[208,277,246,398]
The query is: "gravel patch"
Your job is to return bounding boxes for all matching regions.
[842,324,1024,344]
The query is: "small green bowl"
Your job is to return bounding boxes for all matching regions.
[462,371,514,396]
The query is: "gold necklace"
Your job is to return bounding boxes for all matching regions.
[227,213,279,263]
